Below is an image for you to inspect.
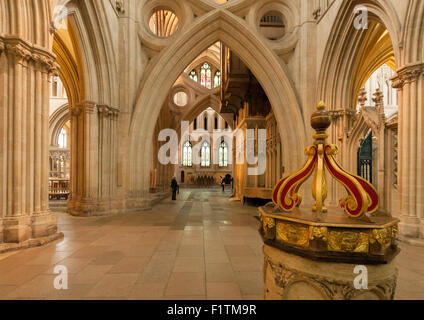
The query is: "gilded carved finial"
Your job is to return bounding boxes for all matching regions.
[272,101,379,219]
[311,102,331,144]
[316,101,325,110]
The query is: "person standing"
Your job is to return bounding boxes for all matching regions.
[171,177,179,201]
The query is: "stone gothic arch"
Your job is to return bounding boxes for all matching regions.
[127,9,306,210]
[49,103,70,147]
[317,0,401,111]
[316,0,400,207]
[53,2,122,216]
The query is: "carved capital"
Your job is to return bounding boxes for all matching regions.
[329,109,355,120]
[70,105,83,117]
[97,105,120,119]
[392,63,424,88]
[1,37,55,70]
[83,101,97,114]
[98,105,113,117]
[116,0,125,14]
[4,42,32,62]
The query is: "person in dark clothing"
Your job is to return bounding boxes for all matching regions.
[171,177,179,201]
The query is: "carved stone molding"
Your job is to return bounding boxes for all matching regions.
[264,249,398,300]
[70,105,83,117]
[329,109,356,120]
[82,101,97,114]
[0,36,56,72]
[98,105,120,119]
[391,63,424,88]
[116,0,125,14]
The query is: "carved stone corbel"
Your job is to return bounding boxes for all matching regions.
[116,0,125,14]
[70,104,83,117]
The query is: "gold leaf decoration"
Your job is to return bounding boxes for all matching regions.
[328,231,369,253]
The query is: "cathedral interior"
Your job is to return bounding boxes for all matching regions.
[0,0,424,301]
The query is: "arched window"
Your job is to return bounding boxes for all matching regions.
[214,71,221,88]
[58,128,67,148]
[183,141,193,167]
[204,115,208,130]
[201,141,210,167]
[189,70,198,82]
[219,141,228,167]
[200,63,212,89]
[214,117,218,130]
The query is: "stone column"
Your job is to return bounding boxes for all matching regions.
[68,101,99,216]
[0,37,61,245]
[392,64,424,238]
[373,88,387,211]
[68,103,121,216]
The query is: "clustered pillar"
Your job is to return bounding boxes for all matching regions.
[393,64,424,238]
[68,102,121,216]
[0,37,60,245]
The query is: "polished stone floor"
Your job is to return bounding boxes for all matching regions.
[0,188,423,300]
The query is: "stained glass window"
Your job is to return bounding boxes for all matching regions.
[200,141,210,167]
[214,71,221,88]
[219,141,228,167]
[183,141,192,167]
[200,63,212,89]
[189,70,198,82]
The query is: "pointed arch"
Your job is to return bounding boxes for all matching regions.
[49,103,70,147]
[402,0,424,65]
[317,0,401,110]
[128,9,306,203]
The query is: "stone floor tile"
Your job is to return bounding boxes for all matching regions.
[207,282,242,300]
[86,273,139,298]
[165,272,206,296]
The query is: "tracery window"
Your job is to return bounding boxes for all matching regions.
[219,141,228,167]
[214,71,221,88]
[183,141,193,167]
[200,141,211,167]
[200,63,212,89]
[189,70,198,82]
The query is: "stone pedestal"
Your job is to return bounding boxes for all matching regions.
[263,244,397,300]
[259,205,400,300]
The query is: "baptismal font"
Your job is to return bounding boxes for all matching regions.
[259,102,399,300]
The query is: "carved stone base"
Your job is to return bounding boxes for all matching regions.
[263,244,398,300]
[31,211,58,238]
[68,199,124,217]
[2,216,32,243]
